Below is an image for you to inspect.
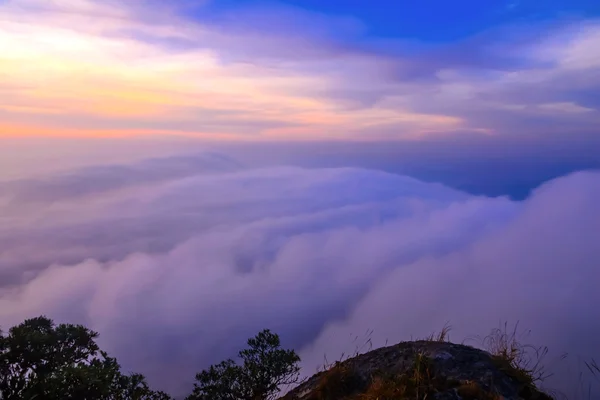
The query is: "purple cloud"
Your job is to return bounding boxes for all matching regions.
[1,155,599,398]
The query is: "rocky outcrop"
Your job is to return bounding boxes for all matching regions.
[281,341,552,400]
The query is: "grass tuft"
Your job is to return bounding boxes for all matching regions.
[424,322,452,343]
[480,322,558,400]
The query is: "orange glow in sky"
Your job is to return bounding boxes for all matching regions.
[0,0,470,140]
[1,0,598,141]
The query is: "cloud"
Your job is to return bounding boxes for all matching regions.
[299,171,600,396]
[0,152,241,203]
[0,0,461,139]
[538,102,595,114]
[0,0,598,140]
[0,155,599,397]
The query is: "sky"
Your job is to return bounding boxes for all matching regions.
[1,0,600,398]
[1,0,600,142]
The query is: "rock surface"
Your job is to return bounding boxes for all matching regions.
[281,341,553,400]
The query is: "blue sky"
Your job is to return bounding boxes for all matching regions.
[197,0,600,40]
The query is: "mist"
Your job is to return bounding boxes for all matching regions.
[1,153,599,397]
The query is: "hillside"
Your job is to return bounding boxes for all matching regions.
[281,341,552,400]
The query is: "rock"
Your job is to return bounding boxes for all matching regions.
[281,341,553,400]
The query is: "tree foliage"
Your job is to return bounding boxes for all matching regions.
[0,316,171,400]
[0,317,299,400]
[187,329,301,400]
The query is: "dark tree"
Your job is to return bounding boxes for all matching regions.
[188,329,300,400]
[0,316,171,400]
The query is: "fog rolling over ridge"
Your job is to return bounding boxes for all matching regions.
[0,153,599,397]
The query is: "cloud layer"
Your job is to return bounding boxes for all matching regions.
[1,156,599,397]
[0,0,599,140]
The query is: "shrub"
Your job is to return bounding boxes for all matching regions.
[187,329,300,400]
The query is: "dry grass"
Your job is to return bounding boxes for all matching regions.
[359,375,407,399]
[358,352,442,400]
[290,322,599,400]
[306,362,364,400]
[584,358,600,384]
[306,351,501,400]
[479,322,558,400]
[424,322,452,343]
[359,352,504,400]
[304,322,554,400]
[571,358,600,400]
[318,329,374,374]
[456,380,503,400]
[482,322,551,387]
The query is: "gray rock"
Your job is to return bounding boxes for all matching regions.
[281,341,553,400]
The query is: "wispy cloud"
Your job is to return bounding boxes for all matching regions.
[0,0,598,140]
